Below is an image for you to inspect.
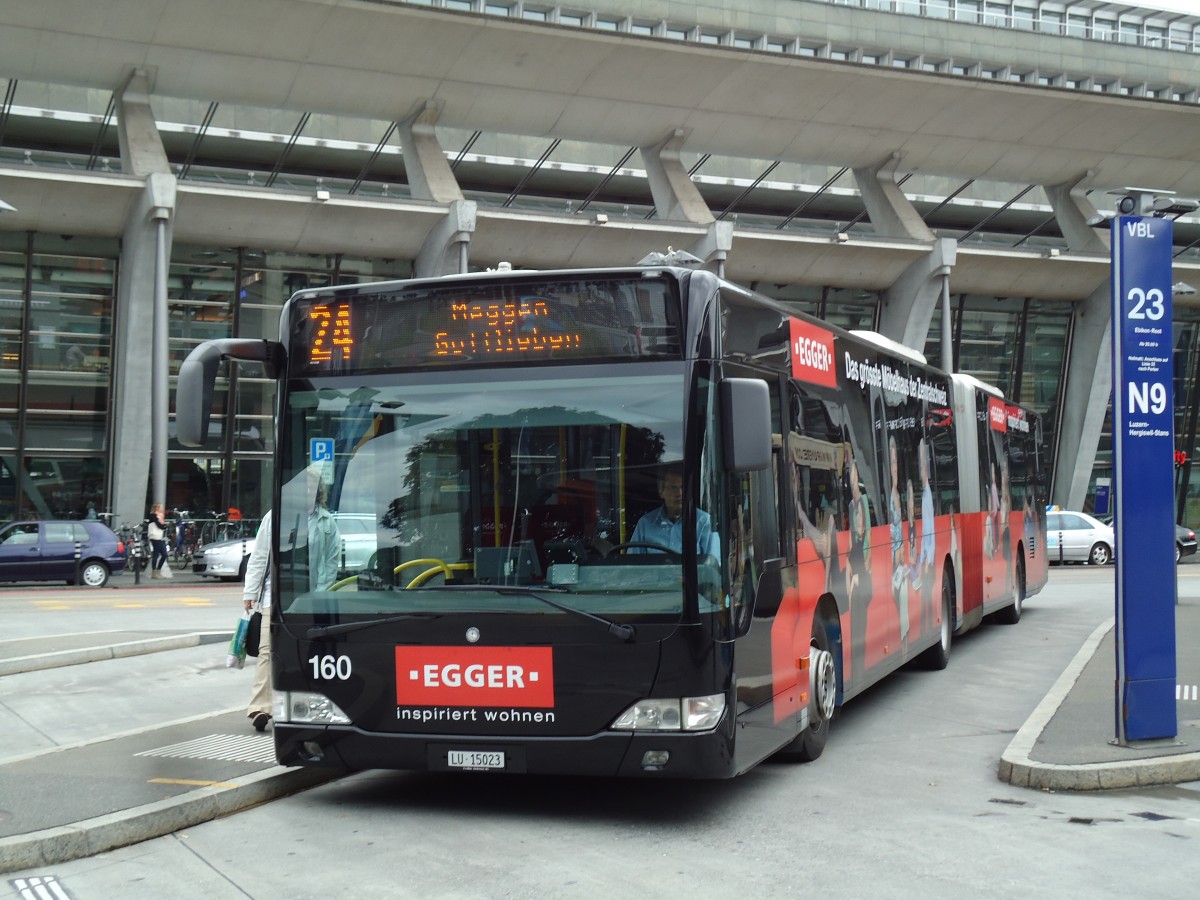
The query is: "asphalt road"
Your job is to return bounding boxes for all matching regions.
[3,566,1199,900]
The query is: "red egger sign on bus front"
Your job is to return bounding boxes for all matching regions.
[395,646,557,725]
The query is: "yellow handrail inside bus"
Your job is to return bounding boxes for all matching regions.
[619,423,627,542]
[406,560,472,588]
[329,558,471,591]
[492,428,501,547]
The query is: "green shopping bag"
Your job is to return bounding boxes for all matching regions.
[226,612,250,669]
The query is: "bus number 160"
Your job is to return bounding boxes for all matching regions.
[309,654,352,680]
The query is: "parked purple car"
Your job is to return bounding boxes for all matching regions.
[0,520,128,588]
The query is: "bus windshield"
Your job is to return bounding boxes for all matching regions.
[277,362,722,622]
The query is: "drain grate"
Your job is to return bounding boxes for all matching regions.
[10,876,71,900]
[135,733,276,764]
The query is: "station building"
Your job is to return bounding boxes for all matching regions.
[2,0,1200,529]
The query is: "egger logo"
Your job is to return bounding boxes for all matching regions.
[396,646,555,707]
[988,397,1007,432]
[789,319,837,388]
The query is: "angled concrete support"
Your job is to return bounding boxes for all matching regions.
[117,68,170,177]
[1046,172,1110,254]
[851,153,934,242]
[398,100,463,204]
[877,238,957,352]
[414,199,477,277]
[1052,284,1112,510]
[640,129,714,225]
[688,221,734,277]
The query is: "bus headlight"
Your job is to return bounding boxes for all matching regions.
[274,691,351,725]
[611,693,725,732]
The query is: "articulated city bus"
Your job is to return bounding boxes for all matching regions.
[177,265,1046,778]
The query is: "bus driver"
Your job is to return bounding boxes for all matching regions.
[629,463,719,558]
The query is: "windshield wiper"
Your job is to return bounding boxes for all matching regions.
[479,585,636,642]
[306,613,427,639]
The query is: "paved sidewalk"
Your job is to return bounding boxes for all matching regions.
[0,708,340,872]
[998,597,1200,791]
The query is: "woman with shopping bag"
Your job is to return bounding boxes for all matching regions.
[243,511,273,731]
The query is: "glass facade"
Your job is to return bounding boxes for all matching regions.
[2,228,1196,529]
[0,236,410,522]
[0,234,116,520]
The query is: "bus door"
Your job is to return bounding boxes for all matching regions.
[719,369,790,769]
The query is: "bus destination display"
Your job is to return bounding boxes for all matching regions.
[294,275,682,373]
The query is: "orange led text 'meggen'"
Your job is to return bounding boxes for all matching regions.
[434,300,582,356]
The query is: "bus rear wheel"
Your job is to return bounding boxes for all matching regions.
[918,569,953,670]
[993,552,1025,625]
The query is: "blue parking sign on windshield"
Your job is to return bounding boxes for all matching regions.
[310,437,334,465]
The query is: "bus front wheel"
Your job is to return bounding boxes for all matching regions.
[779,617,837,763]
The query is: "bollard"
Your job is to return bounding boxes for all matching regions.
[74,541,81,585]
[1057,531,1063,565]
[133,539,141,585]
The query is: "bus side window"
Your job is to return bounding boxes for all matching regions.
[788,384,844,560]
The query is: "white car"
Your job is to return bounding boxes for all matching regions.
[192,515,377,581]
[330,514,378,572]
[1045,510,1114,566]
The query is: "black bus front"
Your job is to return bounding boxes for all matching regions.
[266,269,768,778]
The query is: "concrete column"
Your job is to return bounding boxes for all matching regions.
[851,153,935,242]
[399,101,475,275]
[111,68,175,527]
[1046,172,1113,509]
[414,199,477,277]
[688,221,734,277]
[876,238,957,352]
[111,174,176,528]
[398,101,464,204]
[1052,284,1112,510]
[640,129,714,225]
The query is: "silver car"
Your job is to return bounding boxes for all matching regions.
[1046,510,1114,565]
[192,514,377,582]
[192,534,256,581]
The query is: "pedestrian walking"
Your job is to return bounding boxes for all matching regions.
[147,503,168,578]
[244,511,274,731]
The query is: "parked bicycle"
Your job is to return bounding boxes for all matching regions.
[169,512,200,570]
[117,522,150,573]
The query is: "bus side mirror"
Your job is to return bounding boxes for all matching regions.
[177,339,286,447]
[720,378,771,472]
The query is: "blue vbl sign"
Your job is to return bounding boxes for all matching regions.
[1110,214,1177,742]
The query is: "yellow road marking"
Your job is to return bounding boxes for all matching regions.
[148,778,238,788]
